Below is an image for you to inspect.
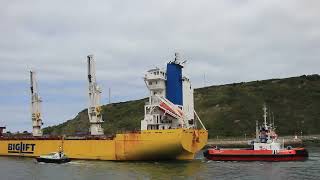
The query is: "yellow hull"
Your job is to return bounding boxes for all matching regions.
[0,129,208,160]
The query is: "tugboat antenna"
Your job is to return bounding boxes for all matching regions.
[263,104,268,129]
[273,112,275,129]
[255,120,259,140]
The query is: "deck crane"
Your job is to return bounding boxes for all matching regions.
[30,70,43,136]
[87,55,104,135]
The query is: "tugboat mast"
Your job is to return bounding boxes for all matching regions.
[87,55,104,135]
[255,120,259,140]
[263,104,268,130]
[30,70,43,136]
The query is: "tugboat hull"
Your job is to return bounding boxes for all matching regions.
[204,148,308,161]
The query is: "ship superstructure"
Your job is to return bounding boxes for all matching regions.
[30,71,43,136]
[87,55,104,135]
[141,53,205,130]
[253,104,280,150]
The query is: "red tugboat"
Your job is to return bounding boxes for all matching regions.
[204,105,308,161]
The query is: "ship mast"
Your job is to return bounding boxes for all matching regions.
[30,70,43,136]
[87,55,104,136]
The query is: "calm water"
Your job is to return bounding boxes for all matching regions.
[0,146,319,180]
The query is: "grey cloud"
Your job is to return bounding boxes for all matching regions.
[0,0,319,130]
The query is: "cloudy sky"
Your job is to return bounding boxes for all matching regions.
[0,0,319,132]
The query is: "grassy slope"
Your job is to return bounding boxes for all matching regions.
[43,74,320,138]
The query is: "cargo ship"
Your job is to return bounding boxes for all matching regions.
[0,53,208,160]
[204,105,308,161]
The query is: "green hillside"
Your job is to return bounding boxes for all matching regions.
[43,74,320,138]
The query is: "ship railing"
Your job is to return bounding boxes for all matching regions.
[0,134,116,140]
[115,129,142,134]
[0,135,62,140]
[145,72,166,80]
[145,99,160,106]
